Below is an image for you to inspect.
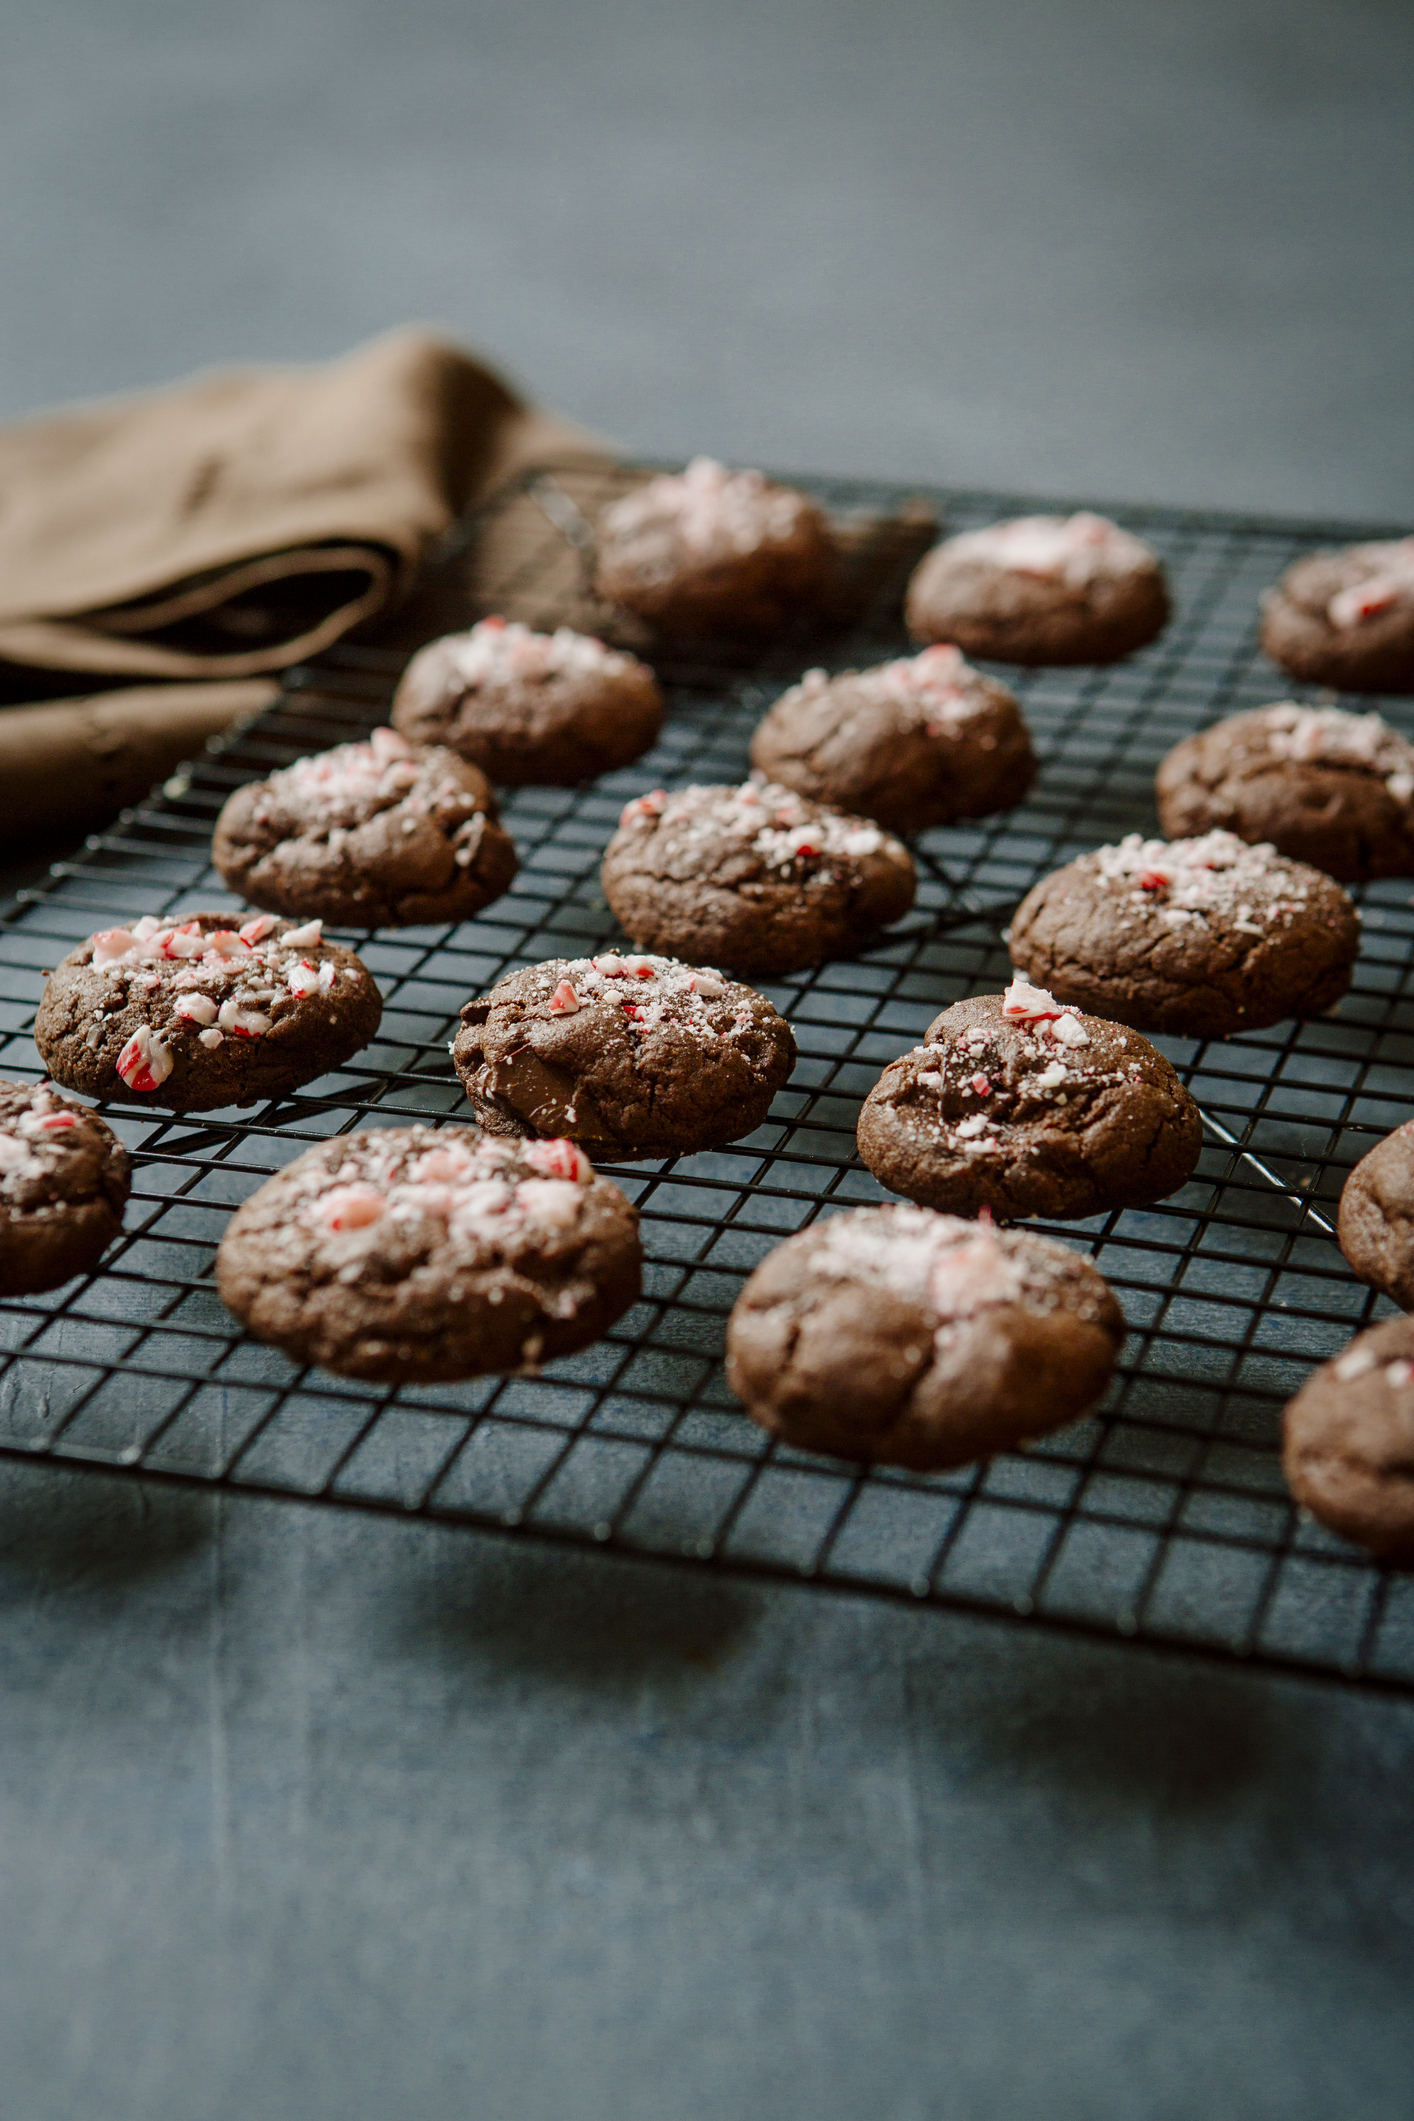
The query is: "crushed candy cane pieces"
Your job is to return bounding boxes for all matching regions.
[522,1138,593,1183]
[116,1026,174,1092]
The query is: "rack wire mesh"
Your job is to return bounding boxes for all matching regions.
[3,461,1414,1692]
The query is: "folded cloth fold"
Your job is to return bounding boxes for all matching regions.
[0,326,597,682]
[0,681,278,849]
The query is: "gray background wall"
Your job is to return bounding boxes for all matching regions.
[3,0,1412,517]
[1,4,1412,2117]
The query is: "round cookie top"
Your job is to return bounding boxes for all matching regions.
[748,643,1036,835]
[593,459,832,632]
[906,511,1169,667]
[931,513,1157,588]
[1261,537,1414,696]
[1008,827,1360,1038]
[215,1123,642,1382]
[1283,1314,1414,1564]
[1338,1119,1414,1311]
[1155,702,1414,882]
[34,911,381,1112]
[857,983,1202,1221]
[390,617,663,786]
[600,779,917,975]
[212,726,518,927]
[0,1081,125,1208]
[0,1079,132,1296]
[725,1203,1124,1469]
[454,949,796,1160]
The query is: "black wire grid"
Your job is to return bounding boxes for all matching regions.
[3,462,1414,1693]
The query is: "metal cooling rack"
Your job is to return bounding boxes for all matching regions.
[4,461,1414,1694]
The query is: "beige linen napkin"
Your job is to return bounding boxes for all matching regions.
[0,328,601,843]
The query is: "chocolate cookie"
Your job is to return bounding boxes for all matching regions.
[726,1206,1123,1470]
[35,912,382,1112]
[1338,1122,1414,1311]
[212,727,518,928]
[1008,828,1359,1038]
[391,617,663,785]
[749,644,1037,836]
[593,458,832,636]
[906,511,1169,666]
[857,983,1202,1221]
[216,1124,641,1382]
[600,781,917,976]
[1155,703,1414,882]
[0,1080,131,1296]
[1283,1317,1414,1564]
[1261,538,1414,696]
[453,950,795,1161]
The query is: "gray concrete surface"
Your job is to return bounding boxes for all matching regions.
[2,3,1413,2116]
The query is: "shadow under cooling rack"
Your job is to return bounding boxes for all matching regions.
[3,461,1414,1694]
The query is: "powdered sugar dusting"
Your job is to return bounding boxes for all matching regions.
[1260,700,1408,779]
[791,644,990,737]
[294,1127,596,1259]
[1327,538,1414,629]
[944,512,1156,587]
[441,617,636,688]
[79,914,360,1073]
[1092,829,1312,926]
[632,781,898,877]
[601,457,819,559]
[803,1206,1094,1341]
[882,995,1132,1159]
[254,728,421,826]
[527,953,746,1048]
[0,1086,94,1201]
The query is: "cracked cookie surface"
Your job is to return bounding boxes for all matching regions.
[35,911,382,1113]
[391,617,663,785]
[750,644,1035,836]
[1284,1315,1414,1564]
[454,950,795,1160]
[1339,1121,1414,1312]
[1008,828,1359,1038]
[1156,703,1414,883]
[600,780,916,976]
[857,983,1201,1221]
[726,1204,1123,1470]
[0,1079,131,1296]
[213,726,518,927]
[906,512,1169,666]
[593,458,832,637]
[1260,539,1414,696]
[217,1124,641,1383]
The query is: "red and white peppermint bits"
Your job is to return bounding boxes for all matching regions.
[318,1183,386,1232]
[620,789,667,826]
[548,979,581,1015]
[91,928,139,968]
[203,928,252,960]
[217,1000,273,1039]
[1002,977,1063,1025]
[1001,978,1089,1047]
[522,1138,592,1184]
[174,992,219,1025]
[116,1026,174,1093]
